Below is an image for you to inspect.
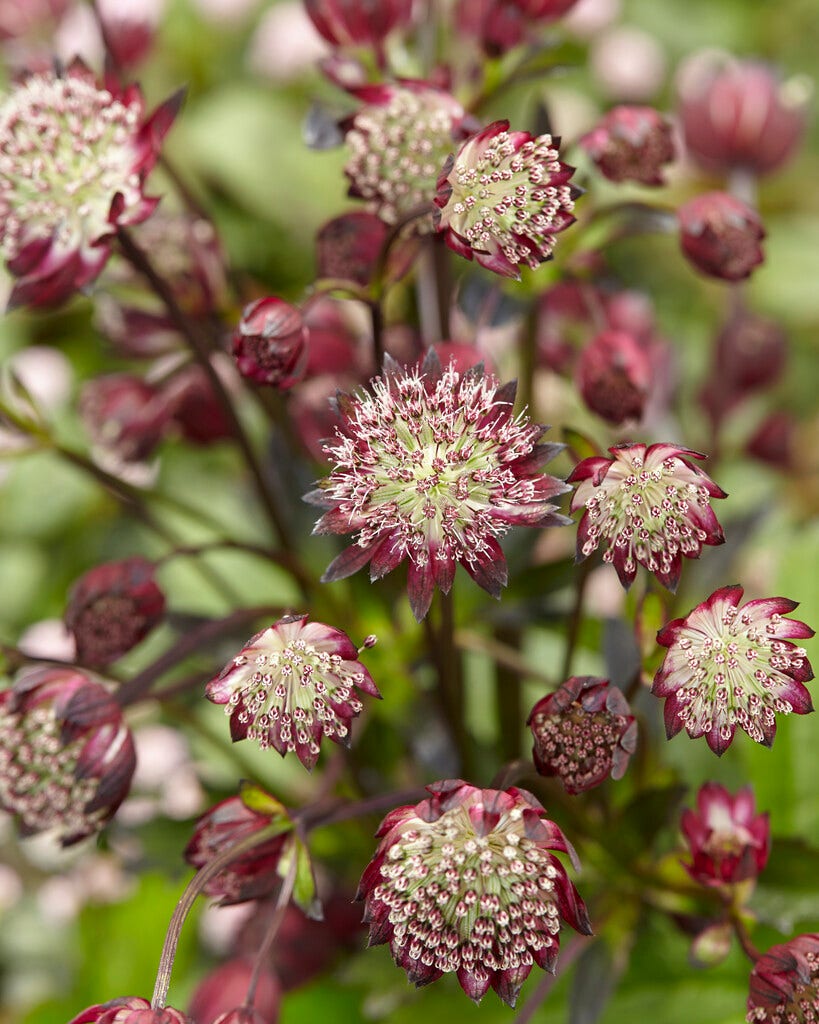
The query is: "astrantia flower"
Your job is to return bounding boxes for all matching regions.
[0,59,181,309]
[433,119,577,278]
[205,614,379,769]
[568,442,727,591]
[357,779,592,1006]
[0,666,136,845]
[528,676,637,794]
[681,782,770,887]
[746,934,819,1024]
[652,585,814,755]
[232,297,309,389]
[580,105,675,185]
[308,353,571,621]
[305,0,414,51]
[344,82,469,230]
[69,996,190,1024]
[678,191,765,282]
[184,793,289,904]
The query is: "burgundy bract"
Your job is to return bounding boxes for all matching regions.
[69,996,190,1024]
[681,782,770,887]
[315,211,388,285]
[357,779,592,1006]
[528,676,637,794]
[678,192,765,282]
[305,0,414,50]
[66,557,166,668]
[576,328,653,424]
[232,297,309,389]
[0,666,135,845]
[652,585,814,755]
[746,934,819,1023]
[580,105,675,185]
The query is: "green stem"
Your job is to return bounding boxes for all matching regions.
[560,559,591,680]
[494,624,523,762]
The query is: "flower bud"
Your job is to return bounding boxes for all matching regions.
[580,105,675,185]
[79,374,169,464]
[65,558,166,668]
[315,211,388,286]
[678,191,765,281]
[161,364,234,445]
[69,996,189,1024]
[680,783,769,887]
[232,298,308,389]
[304,0,414,50]
[96,0,166,69]
[576,328,653,424]
[746,410,795,470]
[747,934,819,1023]
[188,959,281,1024]
[715,312,787,393]
[0,666,136,845]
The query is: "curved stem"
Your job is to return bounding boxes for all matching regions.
[730,909,762,964]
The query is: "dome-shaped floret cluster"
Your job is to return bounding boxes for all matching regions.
[357,780,592,1006]
[568,442,727,591]
[0,666,136,846]
[681,782,770,887]
[747,934,819,1023]
[205,614,379,770]
[0,59,180,308]
[433,119,577,278]
[652,585,814,756]
[528,676,637,794]
[344,82,469,230]
[309,352,571,621]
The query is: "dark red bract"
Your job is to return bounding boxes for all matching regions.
[746,934,819,1023]
[232,297,309,389]
[678,192,765,282]
[69,996,190,1024]
[580,105,675,185]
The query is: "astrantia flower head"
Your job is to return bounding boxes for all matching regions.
[678,191,765,282]
[305,0,414,51]
[433,119,577,278]
[528,676,637,794]
[69,996,190,1024]
[652,585,814,755]
[681,782,770,888]
[580,105,676,185]
[0,666,136,845]
[746,934,819,1024]
[568,442,727,591]
[344,81,470,231]
[357,779,592,1006]
[205,614,379,769]
[0,59,181,309]
[308,352,571,621]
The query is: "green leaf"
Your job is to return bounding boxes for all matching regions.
[562,428,603,465]
[239,780,290,821]
[279,835,323,921]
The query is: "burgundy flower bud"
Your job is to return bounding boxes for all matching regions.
[184,793,289,905]
[79,374,169,463]
[0,666,136,845]
[678,53,810,177]
[315,211,388,286]
[232,298,309,389]
[528,676,637,794]
[716,313,787,393]
[680,783,770,888]
[746,934,819,1023]
[746,411,795,470]
[96,0,165,69]
[678,192,765,282]
[304,0,414,50]
[580,105,675,185]
[161,365,234,446]
[188,959,281,1024]
[65,558,166,668]
[511,0,581,19]
[576,328,653,424]
[455,0,526,54]
[69,996,190,1024]
[358,780,592,1005]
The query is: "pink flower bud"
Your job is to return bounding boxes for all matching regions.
[304,0,414,50]
[188,959,281,1024]
[576,328,653,424]
[747,934,819,1023]
[680,783,770,887]
[678,191,765,282]
[580,105,675,185]
[232,298,309,389]
[69,996,190,1024]
[96,0,166,69]
[161,365,234,445]
[316,211,388,286]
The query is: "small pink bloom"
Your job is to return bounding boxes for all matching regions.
[681,782,770,888]
[746,934,819,1023]
[65,557,165,668]
[232,297,309,389]
[96,0,166,69]
[434,120,577,278]
[205,615,379,769]
[678,191,765,282]
[568,442,726,591]
[0,60,181,309]
[69,996,189,1024]
[576,328,653,424]
[580,105,675,185]
[652,585,814,755]
[0,666,136,845]
[304,0,414,50]
[357,780,592,1006]
[528,676,637,794]
[309,352,571,620]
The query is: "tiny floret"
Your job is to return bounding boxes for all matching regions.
[357,780,591,1006]
[308,352,571,620]
[568,442,726,592]
[652,585,814,755]
[205,614,380,770]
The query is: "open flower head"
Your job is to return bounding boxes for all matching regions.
[308,352,571,621]
[433,119,577,278]
[681,782,770,888]
[205,614,379,770]
[652,586,814,755]
[0,59,181,308]
[568,442,726,591]
[528,676,637,794]
[69,997,189,1024]
[357,779,592,1006]
[0,666,136,845]
[747,934,819,1023]
[344,81,470,231]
